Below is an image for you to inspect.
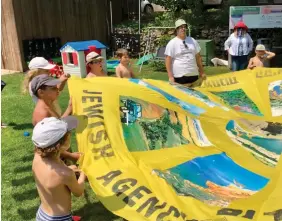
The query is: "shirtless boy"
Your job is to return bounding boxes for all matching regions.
[31,74,80,162]
[115,49,135,78]
[32,117,86,221]
[248,44,275,69]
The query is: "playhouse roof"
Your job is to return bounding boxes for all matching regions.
[60,40,107,52]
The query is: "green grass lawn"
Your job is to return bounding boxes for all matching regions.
[1,65,230,221]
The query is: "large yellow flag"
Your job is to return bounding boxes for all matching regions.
[68,68,282,221]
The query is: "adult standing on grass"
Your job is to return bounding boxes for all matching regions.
[165,19,206,86]
[224,21,253,71]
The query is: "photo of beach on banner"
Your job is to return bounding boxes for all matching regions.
[226,119,282,167]
[153,152,269,207]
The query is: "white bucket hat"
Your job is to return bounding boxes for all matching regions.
[175,19,188,29]
[86,52,103,64]
[28,57,56,70]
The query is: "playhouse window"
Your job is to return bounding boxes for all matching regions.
[67,53,74,64]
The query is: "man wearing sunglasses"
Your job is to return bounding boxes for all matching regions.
[165,19,206,86]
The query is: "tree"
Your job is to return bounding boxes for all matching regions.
[151,0,197,12]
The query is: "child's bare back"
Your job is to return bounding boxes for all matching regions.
[32,100,60,126]
[32,117,86,220]
[33,154,73,216]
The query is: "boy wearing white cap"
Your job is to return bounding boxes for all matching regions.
[32,117,86,221]
[165,19,206,86]
[248,44,276,69]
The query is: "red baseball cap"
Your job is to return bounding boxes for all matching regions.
[234,21,248,30]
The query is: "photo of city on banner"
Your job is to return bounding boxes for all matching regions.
[68,67,282,221]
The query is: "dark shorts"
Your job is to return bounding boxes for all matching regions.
[174,75,199,84]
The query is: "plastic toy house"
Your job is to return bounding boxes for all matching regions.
[60,40,107,78]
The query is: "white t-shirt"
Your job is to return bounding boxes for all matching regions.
[165,36,201,78]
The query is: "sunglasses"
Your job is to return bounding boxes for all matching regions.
[183,41,189,49]
[178,25,187,29]
[90,60,102,64]
[46,86,58,91]
[35,85,58,96]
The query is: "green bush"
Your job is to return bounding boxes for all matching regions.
[149,60,166,71]
[158,34,173,47]
[153,12,175,27]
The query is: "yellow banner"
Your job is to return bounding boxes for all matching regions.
[69,68,282,221]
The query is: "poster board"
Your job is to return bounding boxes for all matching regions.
[229,5,282,30]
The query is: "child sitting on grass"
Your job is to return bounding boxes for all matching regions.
[248,44,276,69]
[115,49,135,78]
[32,117,86,221]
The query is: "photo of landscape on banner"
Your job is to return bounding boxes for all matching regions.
[226,119,282,167]
[120,96,213,152]
[171,84,229,111]
[210,89,263,116]
[269,80,282,117]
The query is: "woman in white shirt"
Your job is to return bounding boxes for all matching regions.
[224,21,253,71]
[165,19,205,86]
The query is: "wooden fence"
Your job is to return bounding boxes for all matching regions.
[2,0,138,71]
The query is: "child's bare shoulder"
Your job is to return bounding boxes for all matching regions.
[55,164,75,180]
[116,64,122,70]
[33,105,50,124]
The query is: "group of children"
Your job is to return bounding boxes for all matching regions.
[23,58,86,221]
[22,48,135,221]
